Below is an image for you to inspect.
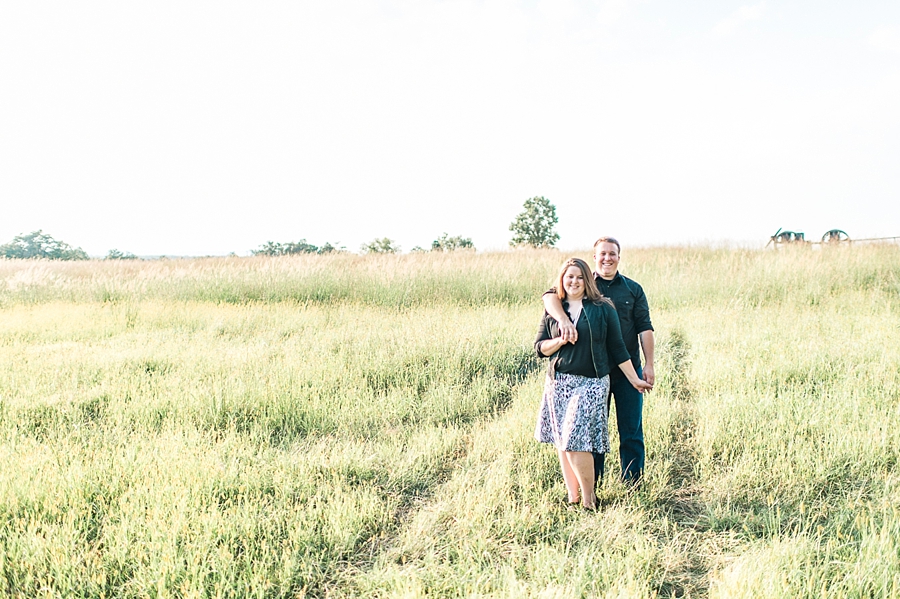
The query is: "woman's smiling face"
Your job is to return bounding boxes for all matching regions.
[562,265,585,300]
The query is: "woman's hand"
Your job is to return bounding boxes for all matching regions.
[618,360,652,393]
[539,335,570,357]
[630,379,653,393]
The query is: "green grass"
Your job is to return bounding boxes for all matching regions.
[1,245,899,597]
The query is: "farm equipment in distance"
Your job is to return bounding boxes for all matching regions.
[767,228,900,248]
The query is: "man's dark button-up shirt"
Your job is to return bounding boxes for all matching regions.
[594,272,653,369]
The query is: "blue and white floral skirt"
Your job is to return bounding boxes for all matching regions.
[535,372,610,453]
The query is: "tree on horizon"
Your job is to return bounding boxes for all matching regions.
[509,196,560,248]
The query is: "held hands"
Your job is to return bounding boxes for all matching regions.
[631,378,653,393]
[542,322,578,355]
[558,320,578,343]
[642,364,655,386]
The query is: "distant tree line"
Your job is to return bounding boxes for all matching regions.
[361,238,402,254]
[363,233,477,254]
[350,196,560,254]
[430,233,475,252]
[253,232,478,256]
[3,198,559,260]
[353,197,561,253]
[0,231,89,260]
[106,249,137,260]
[0,231,142,260]
[251,240,343,256]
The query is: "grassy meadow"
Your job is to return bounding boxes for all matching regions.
[1,245,899,598]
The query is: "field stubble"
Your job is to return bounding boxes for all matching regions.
[1,245,899,597]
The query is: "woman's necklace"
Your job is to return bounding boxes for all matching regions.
[567,300,583,328]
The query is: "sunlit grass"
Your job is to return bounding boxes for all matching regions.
[1,245,899,597]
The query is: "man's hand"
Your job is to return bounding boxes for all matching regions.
[639,331,655,386]
[543,293,577,343]
[558,320,577,343]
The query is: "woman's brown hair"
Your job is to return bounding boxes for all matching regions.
[556,258,603,302]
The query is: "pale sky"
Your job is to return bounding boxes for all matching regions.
[2,1,899,256]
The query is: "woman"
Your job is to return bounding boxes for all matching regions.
[535,258,652,510]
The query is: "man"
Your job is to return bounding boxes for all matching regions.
[543,237,654,485]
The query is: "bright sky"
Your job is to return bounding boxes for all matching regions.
[2,1,899,256]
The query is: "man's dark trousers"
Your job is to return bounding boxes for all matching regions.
[594,366,644,486]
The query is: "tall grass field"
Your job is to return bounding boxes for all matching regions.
[1,246,899,598]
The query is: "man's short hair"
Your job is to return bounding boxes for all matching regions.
[593,236,621,253]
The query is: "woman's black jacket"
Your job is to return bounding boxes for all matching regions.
[534,299,631,379]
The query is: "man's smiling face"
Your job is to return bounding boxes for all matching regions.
[593,242,620,280]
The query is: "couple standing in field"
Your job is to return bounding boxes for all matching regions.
[534,237,655,510]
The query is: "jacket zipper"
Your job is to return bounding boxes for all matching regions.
[584,302,601,378]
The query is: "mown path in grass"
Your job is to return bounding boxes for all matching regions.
[338,325,728,598]
[343,302,900,598]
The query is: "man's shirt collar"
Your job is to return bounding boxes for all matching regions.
[593,271,621,284]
